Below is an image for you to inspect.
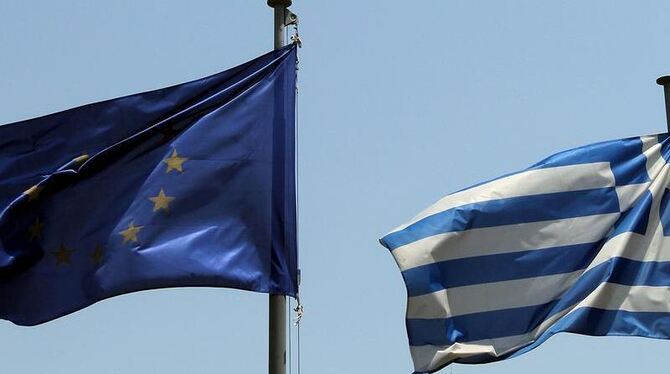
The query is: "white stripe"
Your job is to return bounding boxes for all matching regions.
[392,213,619,271]
[409,282,670,371]
[409,342,499,373]
[641,135,658,152]
[407,270,582,319]
[409,299,571,372]
[643,137,666,184]
[389,162,615,234]
[589,232,670,271]
[612,137,662,211]
[616,183,650,212]
[481,283,670,352]
[581,283,670,313]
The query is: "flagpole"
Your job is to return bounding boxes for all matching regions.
[657,76,670,133]
[267,1,292,374]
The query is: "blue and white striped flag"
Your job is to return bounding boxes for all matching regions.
[380,134,670,373]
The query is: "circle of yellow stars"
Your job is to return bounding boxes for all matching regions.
[23,148,187,267]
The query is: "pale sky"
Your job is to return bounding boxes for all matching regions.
[0,1,669,373]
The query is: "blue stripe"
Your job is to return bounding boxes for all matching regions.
[660,189,670,236]
[402,242,600,297]
[509,308,670,360]
[406,258,670,346]
[609,190,652,238]
[530,136,648,186]
[382,188,620,250]
[445,136,649,199]
[660,134,670,162]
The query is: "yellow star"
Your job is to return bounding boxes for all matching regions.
[28,217,45,242]
[23,185,44,202]
[163,149,187,173]
[90,245,105,265]
[119,222,143,244]
[149,188,175,212]
[53,244,73,265]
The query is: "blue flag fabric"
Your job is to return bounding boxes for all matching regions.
[0,45,298,325]
[381,134,670,373]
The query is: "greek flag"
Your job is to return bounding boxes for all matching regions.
[380,134,670,373]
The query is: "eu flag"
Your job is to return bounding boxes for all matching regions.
[0,45,298,325]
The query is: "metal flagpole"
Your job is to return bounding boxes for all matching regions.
[269,293,287,374]
[657,76,670,133]
[267,1,292,374]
